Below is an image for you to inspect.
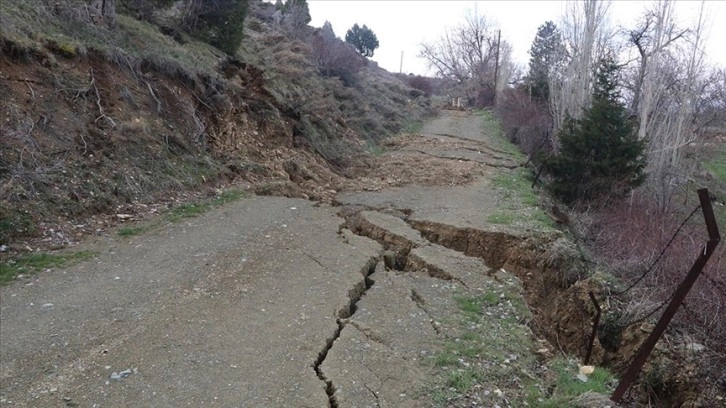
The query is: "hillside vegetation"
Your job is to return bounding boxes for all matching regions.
[0,0,434,247]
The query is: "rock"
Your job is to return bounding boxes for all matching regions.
[579,365,595,375]
[110,368,133,380]
[382,250,397,269]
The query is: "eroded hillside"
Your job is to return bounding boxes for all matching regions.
[0,0,434,249]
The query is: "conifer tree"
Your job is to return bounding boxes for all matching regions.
[345,24,379,57]
[525,21,562,100]
[549,58,647,203]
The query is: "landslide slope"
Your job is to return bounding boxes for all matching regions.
[0,0,433,249]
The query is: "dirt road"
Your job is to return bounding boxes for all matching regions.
[1,111,547,407]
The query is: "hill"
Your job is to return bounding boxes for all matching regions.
[0,0,434,248]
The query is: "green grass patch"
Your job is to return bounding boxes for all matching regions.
[0,251,96,284]
[165,202,211,222]
[477,109,525,159]
[703,144,726,184]
[402,119,424,134]
[116,189,249,236]
[473,110,555,231]
[165,189,248,223]
[117,224,156,237]
[530,358,617,407]
[428,283,541,406]
[489,167,556,231]
[365,140,386,156]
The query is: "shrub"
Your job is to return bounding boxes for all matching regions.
[309,27,364,86]
[405,75,433,97]
[183,0,248,55]
[495,86,553,159]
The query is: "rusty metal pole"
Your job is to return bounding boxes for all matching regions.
[584,291,601,366]
[611,188,721,403]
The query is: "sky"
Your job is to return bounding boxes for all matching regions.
[307,1,726,76]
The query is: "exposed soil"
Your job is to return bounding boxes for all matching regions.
[2,109,720,407]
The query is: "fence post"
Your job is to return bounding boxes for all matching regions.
[611,188,721,403]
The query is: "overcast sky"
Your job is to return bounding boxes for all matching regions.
[307,1,726,76]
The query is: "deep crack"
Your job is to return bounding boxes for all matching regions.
[313,257,379,408]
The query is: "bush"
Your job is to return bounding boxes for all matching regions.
[548,58,646,203]
[183,0,248,55]
[309,28,364,86]
[405,75,433,97]
[495,86,553,159]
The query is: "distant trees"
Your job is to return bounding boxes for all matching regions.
[418,7,510,106]
[548,0,611,132]
[311,21,364,85]
[345,24,379,57]
[525,21,563,100]
[278,0,311,32]
[549,58,647,203]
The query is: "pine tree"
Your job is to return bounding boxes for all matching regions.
[525,21,562,100]
[345,24,379,58]
[549,58,647,203]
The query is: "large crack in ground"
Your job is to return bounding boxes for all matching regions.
[313,256,379,408]
[338,205,602,367]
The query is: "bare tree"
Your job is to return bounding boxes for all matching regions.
[627,0,710,205]
[419,7,509,106]
[548,0,612,133]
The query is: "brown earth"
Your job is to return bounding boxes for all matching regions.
[2,110,720,407]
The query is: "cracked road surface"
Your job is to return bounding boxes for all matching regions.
[1,111,537,407]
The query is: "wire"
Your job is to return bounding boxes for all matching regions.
[621,290,676,327]
[613,205,701,296]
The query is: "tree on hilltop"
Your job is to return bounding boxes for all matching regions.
[345,24,379,57]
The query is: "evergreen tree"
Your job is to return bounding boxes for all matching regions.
[321,20,335,41]
[525,21,562,100]
[183,0,248,55]
[345,24,379,57]
[549,58,647,203]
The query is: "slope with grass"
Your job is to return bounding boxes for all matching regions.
[0,0,433,252]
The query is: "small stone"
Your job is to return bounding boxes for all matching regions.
[579,365,595,375]
[110,368,133,380]
[382,250,397,269]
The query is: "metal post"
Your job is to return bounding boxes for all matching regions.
[584,291,601,365]
[611,188,721,403]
